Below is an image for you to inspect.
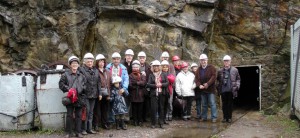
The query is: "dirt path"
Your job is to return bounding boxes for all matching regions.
[1,110,299,138]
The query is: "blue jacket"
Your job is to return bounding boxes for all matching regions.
[110,86,128,115]
[106,63,129,95]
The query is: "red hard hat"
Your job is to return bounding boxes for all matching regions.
[181,62,188,68]
[172,56,180,61]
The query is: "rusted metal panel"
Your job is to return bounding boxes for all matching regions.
[36,73,66,130]
[0,74,35,131]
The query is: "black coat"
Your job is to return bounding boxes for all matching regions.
[59,69,86,106]
[129,73,146,102]
[79,66,101,99]
[146,72,169,97]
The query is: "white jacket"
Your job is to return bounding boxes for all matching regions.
[175,71,196,97]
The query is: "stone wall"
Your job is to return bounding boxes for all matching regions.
[0,0,299,110]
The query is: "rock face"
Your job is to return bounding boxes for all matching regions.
[0,0,299,109]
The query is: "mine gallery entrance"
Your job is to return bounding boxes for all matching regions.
[234,65,261,110]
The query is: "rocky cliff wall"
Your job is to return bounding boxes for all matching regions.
[0,0,299,110]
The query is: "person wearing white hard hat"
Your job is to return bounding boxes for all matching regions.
[128,60,146,126]
[161,60,175,122]
[80,53,101,135]
[190,63,201,119]
[146,60,169,129]
[217,55,240,123]
[195,53,218,123]
[59,55,86,138]
[137,51,152,122]
[110,76,128,130]
[190,63,198,74]
[160,51,176,76]
[175,61,196,121]
[122,49,134,74]
[93,54,111,130]
[106,52,129,124]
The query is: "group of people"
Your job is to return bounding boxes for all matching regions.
[59,49,241,138]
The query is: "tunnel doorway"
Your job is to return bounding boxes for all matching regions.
[233,65,261,110]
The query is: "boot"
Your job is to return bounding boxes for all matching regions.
[121,119,127,130]
[116,119,120,130]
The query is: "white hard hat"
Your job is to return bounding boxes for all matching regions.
[190,63,198,68]
[83,53,94,59]
[151,60,161,66]
[95,54,105,60]
[138,51,146,57]
[68,56,79,65]
[112,76,122,83]
[125,49,134,55]
[161,60,169,65]
[223,55,231,60]
[112,52,121,58]
[199,54,208,60]
[132,60,141,66]
[161,51,169,58]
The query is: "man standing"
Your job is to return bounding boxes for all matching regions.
[137,51,152,122]
[122,49,134,75]
[217,55,241,123]
[172,55,181,75]
[106,52,129,125]
[195,54,218,123]
[80,53,101,135]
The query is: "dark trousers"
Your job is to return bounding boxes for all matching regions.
[132,102,143,123]
[183,96,193,119]
[143,96,151,121]
[66,105,82,134]
[93,97,109,128]
[93,100,100,128]
[221,92,233,119]
[150,94,167,125]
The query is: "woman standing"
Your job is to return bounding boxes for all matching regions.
[93,54,112,130]
[59,56,86,138]
[147,60,169,129]
[129,60,146,126]
[161,60,175,123]
[175,62,196,121]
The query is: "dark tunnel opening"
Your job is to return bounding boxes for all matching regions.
[234,66,260,110]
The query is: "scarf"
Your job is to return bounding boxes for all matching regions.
[132,70,141,81]
[154,71,162,96]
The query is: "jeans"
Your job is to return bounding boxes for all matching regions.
[195,97,202,118]
[201,93,217,120]
[82,98,96,132]
[166,91,173,120]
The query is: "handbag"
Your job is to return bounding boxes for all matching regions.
[101,88,109,96]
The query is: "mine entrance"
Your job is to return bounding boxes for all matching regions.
[234,65,261,110]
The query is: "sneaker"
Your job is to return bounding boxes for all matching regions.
[212,119,217,123]
[159,124,164,129]
[227,119,232,123]
[81,131,88,135]
[164,120,169,125]
[151,125,155,129]
[183,118,188,121]
[222,119,227,123]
